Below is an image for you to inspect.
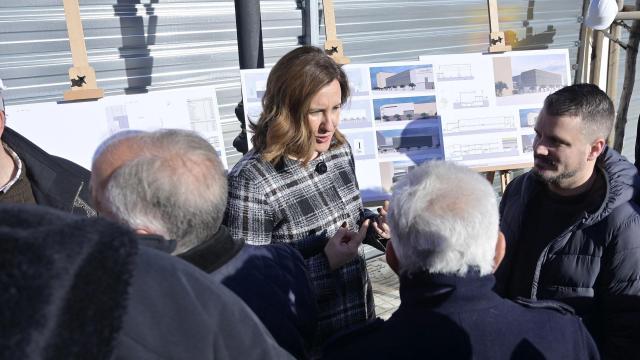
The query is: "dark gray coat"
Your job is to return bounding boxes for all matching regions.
[177,226,318,360]
[497,147,640,358]
[0,204,292,360]
[324,273,599,360]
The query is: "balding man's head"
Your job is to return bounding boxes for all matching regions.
[91,130,146,215]
[91,129,228,253]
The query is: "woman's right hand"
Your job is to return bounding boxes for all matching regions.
[324,220,370,271]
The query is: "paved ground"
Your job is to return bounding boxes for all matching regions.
[366,254,400,320]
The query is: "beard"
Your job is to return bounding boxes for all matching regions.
[532,166,579,186]
[531,155,580,187]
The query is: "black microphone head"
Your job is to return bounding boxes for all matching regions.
[315,161,327,174]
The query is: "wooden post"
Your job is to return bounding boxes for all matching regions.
[575,0,592,84]
[500,170,512,192]
[487,0,511,52]
[485,0,517,189]
[614,0,640,152]
[590,30,606,87]
[484,171,496,185]
[474,163,532,193]
[63,0,104,101]
[322,0,350,64]
[606,0,625,146]
[582,27,594,83]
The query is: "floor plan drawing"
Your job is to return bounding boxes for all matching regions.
[436,64,474,81]
[453,91,489,109]
[443,115,515,134]
[446,136,519,161]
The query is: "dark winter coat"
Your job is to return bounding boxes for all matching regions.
[2,127,94,216]
[0,204,291,360]
[497,147,640,358]
[178,225,318,359]
[324,273,599,360]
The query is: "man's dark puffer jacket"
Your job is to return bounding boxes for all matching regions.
[496,146,640,359]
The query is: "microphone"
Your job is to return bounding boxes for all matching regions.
[315,161,327,174]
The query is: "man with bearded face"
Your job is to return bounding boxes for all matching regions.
[496,83,640,359]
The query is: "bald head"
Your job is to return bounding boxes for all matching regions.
[91,129,228,253]
[91,131,146,214]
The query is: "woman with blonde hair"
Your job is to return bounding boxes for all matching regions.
[224,46,389,351]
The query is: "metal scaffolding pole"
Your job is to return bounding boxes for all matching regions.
[235,0,264,70]
[300,0,320,46]
[233,0,265,154]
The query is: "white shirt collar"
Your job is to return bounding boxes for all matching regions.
[0,143,23,193]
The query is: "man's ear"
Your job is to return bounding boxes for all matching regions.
[0,110,5,135]
[493,231,506,273]
[385,240,400,275]
[587,138,606,161]
[134,228,152,235]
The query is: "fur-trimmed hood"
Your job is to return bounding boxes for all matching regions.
[0,204,137,360]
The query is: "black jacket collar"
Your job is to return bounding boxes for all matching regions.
[177,225,245,273]
[399,271,502,312]
[136,234,177,254]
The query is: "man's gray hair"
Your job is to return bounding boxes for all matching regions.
[388,161,499,276]
[91,129,145,164]
[102,129,227,253]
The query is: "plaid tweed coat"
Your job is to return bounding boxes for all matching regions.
[223,143,375,346]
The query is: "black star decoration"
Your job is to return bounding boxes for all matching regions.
[326,46,339,55]
[70,75,87,88]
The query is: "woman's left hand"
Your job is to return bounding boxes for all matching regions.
[372,200,391,239]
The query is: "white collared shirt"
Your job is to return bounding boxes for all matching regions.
[0,143,23,193]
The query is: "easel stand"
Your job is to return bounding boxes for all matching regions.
[63,0,104,101]
[484,0,531,192]
[475,163,531,193]
[322,0,350,64]
[487,0,511,52]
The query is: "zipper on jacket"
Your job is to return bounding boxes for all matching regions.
[529,222,581,300]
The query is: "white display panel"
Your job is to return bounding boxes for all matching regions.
[6,86,227,170]
[239,49,571,201]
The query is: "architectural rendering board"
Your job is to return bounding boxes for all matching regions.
[442,114,516,135]
[437,64,474,81]
[341,129,377,161]
[345,67,371,97]
[341,98,373,130]
[7,86,227,169]
[242,71,269,102]
[422,49,569,171]
[370,64,435,93]
[373,96,438,122]
[239,49,569,200]
[493,53,568,106]
[519,108,540,128]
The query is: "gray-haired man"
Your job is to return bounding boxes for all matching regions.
[90,129,317,358]
[325,161,598,359]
